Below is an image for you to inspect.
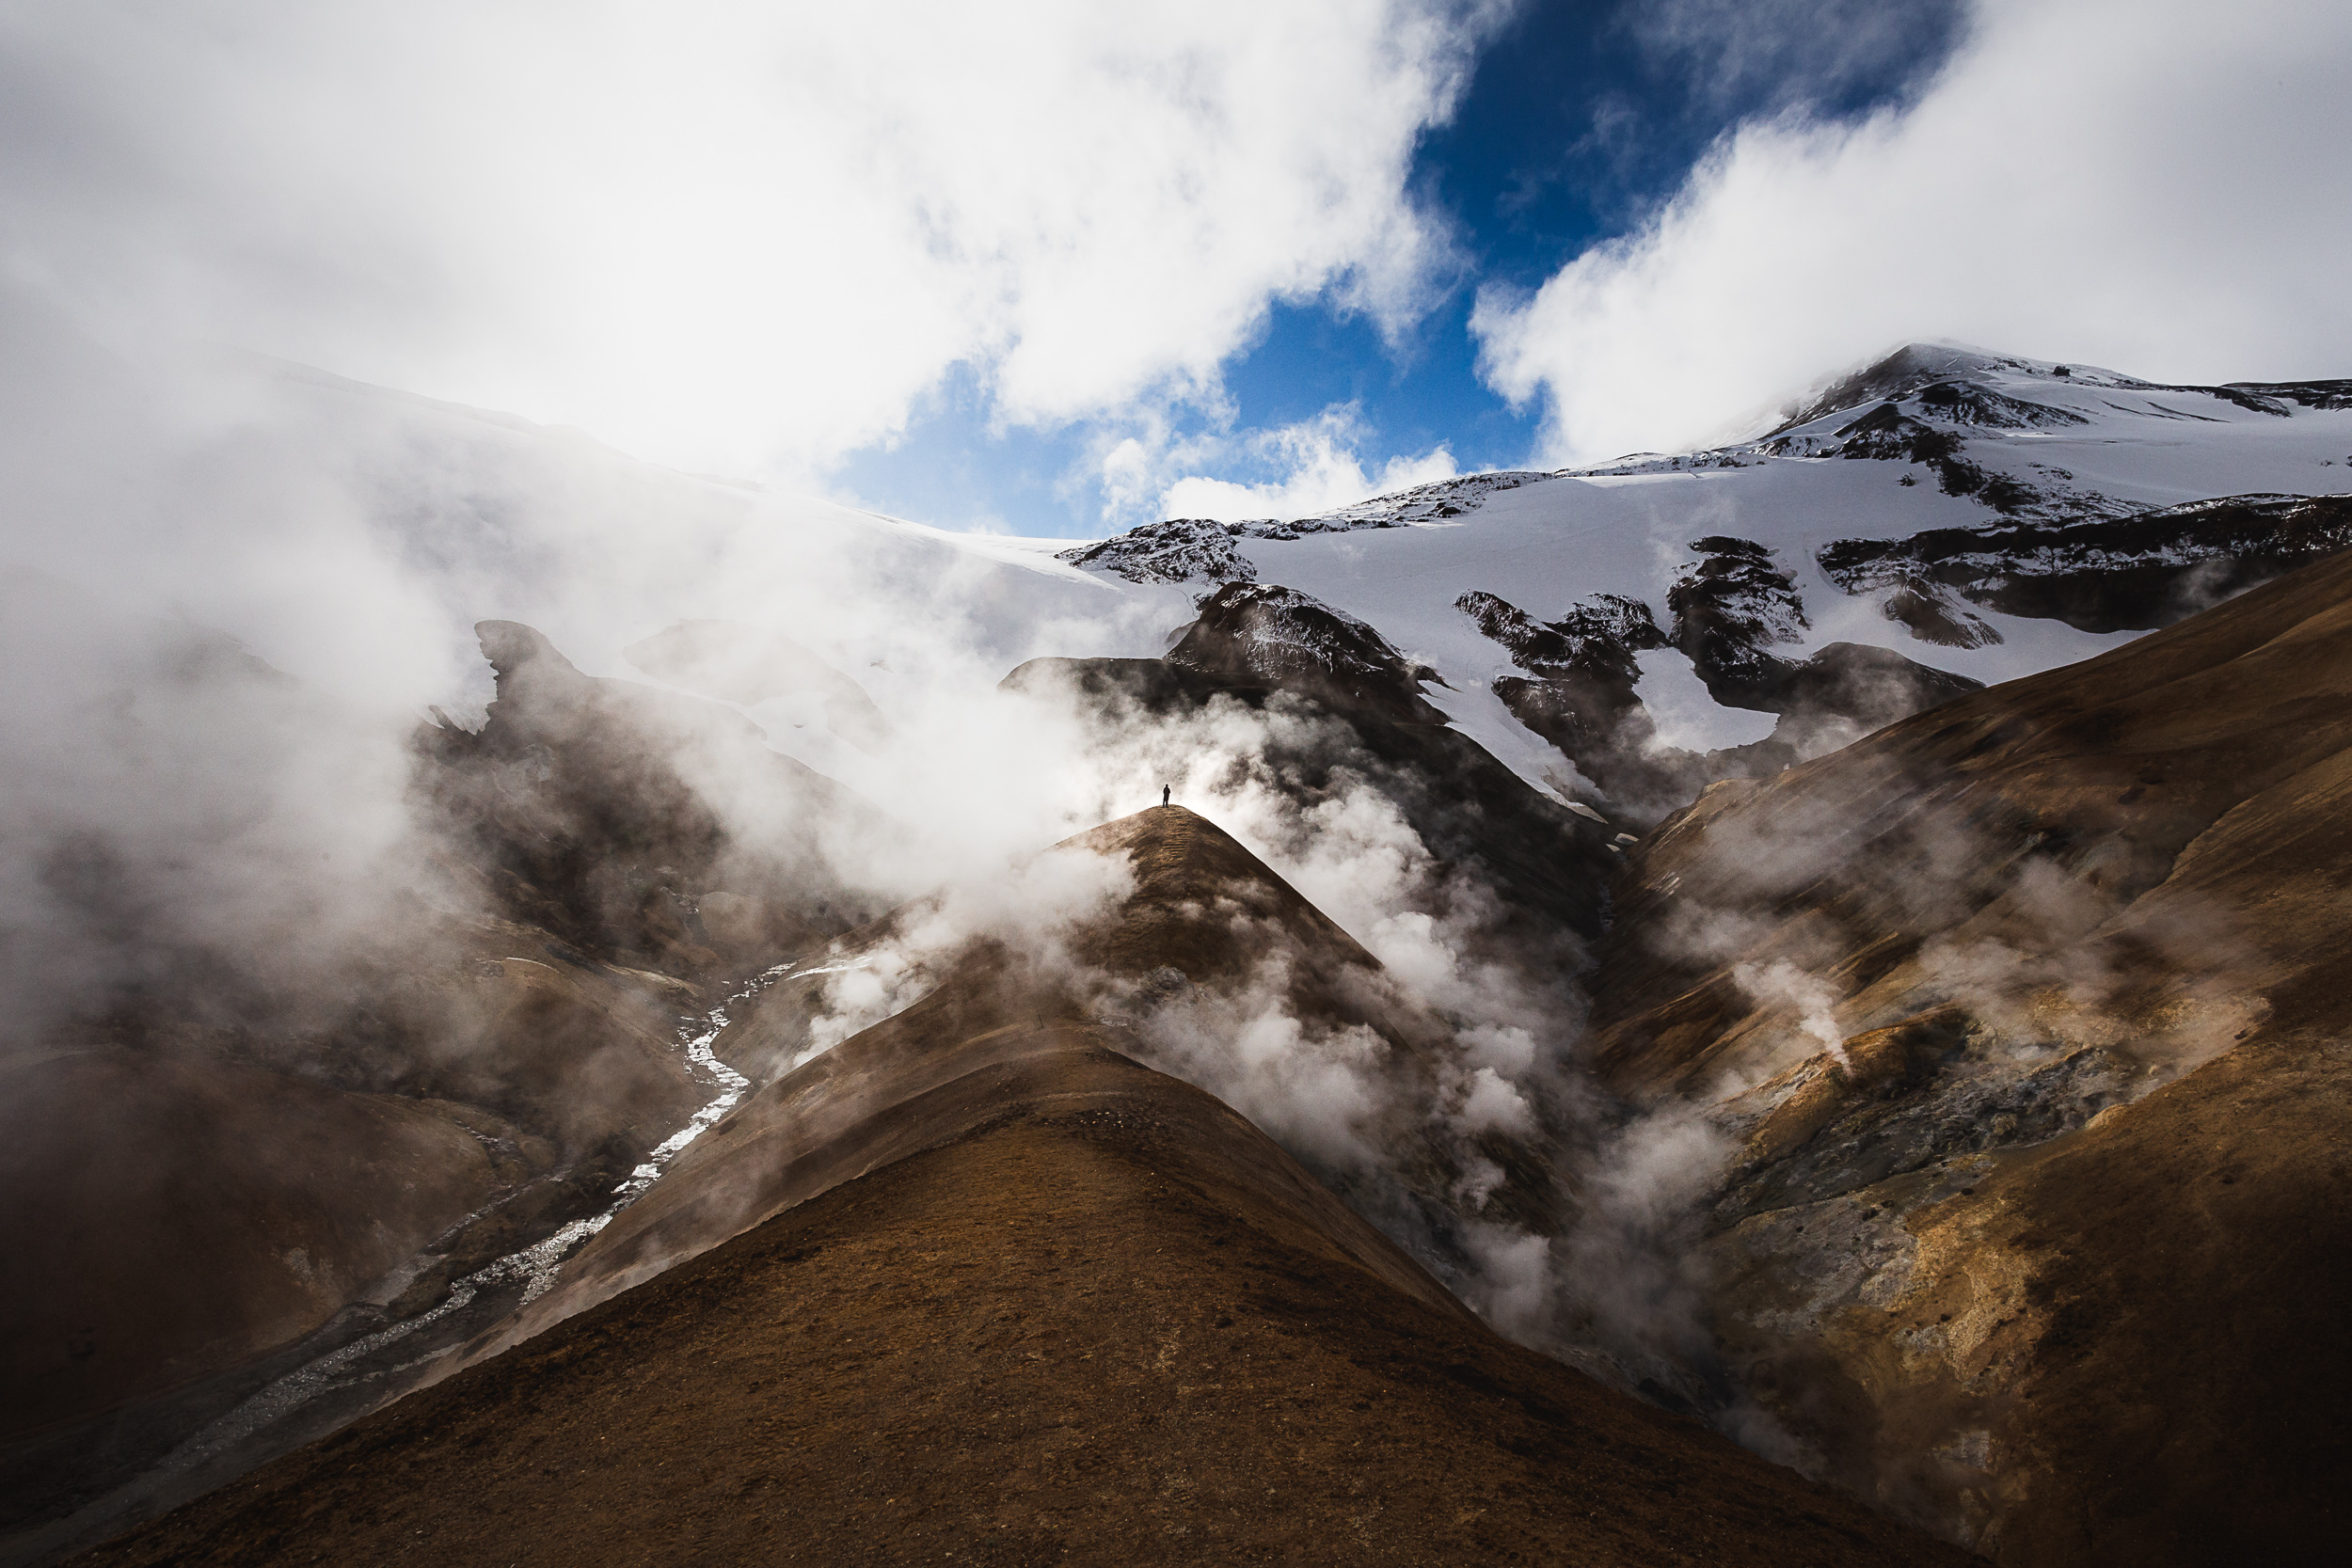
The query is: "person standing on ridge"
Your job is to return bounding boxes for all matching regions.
[1161,785,1170,808]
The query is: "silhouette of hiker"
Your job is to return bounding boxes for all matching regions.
[1161,785,1170,808]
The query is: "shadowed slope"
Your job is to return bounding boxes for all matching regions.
[1588,548,2352,1560]
[73,1007,1963,1568]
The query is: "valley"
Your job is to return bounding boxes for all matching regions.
[5,341,2349,1566]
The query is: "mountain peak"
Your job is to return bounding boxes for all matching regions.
[1770,341,2038,434]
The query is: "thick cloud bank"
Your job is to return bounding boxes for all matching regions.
[1474,0,2352,464]
[0,0,1499,480]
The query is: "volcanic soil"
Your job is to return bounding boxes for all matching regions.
[72,814,1963,1567]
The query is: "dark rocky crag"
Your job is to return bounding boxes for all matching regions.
[1821,491,2352,638]
[1462,569,1982,825]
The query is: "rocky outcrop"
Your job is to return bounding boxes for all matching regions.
[1820,492,2352,635]
[1459,581,1979,825]
[1164,581,1447,727]
[1004,634,1615,942]
[1665,537,1813,708]
[1055,517,1258,586]
[1058,473,1562,586]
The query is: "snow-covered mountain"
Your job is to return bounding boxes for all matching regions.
[1050,344,2352,819]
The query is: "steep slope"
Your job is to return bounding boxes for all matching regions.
[71,814,1966,1568]
[467,807,1570,1368]
[1584,547,2352,1560]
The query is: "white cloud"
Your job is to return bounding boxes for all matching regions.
[1629,0,1966,115]
[0,1,1502,480]
[1472,0,2352,465]
[1147,405,1459,522]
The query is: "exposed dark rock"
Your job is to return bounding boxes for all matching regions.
[1820,492,2352,634]
[1878,580,2004,647]
[2222,377,2352,411]
[1666,537,1810,709]
[1166,581,1445,727]
[1913,378,2088,429]
[1458,577,1976,825]
[1056,517,1257,586]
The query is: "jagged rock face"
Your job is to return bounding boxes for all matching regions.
[1054,516,1258,586]
[1459,581,1982,826]
[1912,379,2090,431]
[1165,581,1444,726]
[1586,547,2352,1562]
[1001,654,1613,942]
[1821,492,2352,634]
[1456,589,1664,692]
[1666,537,1812,709]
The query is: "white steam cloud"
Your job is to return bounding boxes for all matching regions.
[1474,0,2352,463]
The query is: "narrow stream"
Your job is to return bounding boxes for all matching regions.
[41,960,796,1548]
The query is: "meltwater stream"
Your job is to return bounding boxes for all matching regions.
[97,960,793,1516]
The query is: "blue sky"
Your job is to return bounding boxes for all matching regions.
[832,0,1966,538]
[14,0,2341,544]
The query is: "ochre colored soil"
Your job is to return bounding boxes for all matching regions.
[1587,547,2352,1560]
[74,1044,1962,1566]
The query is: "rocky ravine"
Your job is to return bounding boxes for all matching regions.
[0,610,898,1565]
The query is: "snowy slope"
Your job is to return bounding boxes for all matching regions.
[24,320,2344,835]
[1055,345,2352,805]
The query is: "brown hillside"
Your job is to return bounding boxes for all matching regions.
[66,808,1966,1565]
[1588,548,2352,1560]
[74,1023,1963,1567]
[471,807,1536,1370]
